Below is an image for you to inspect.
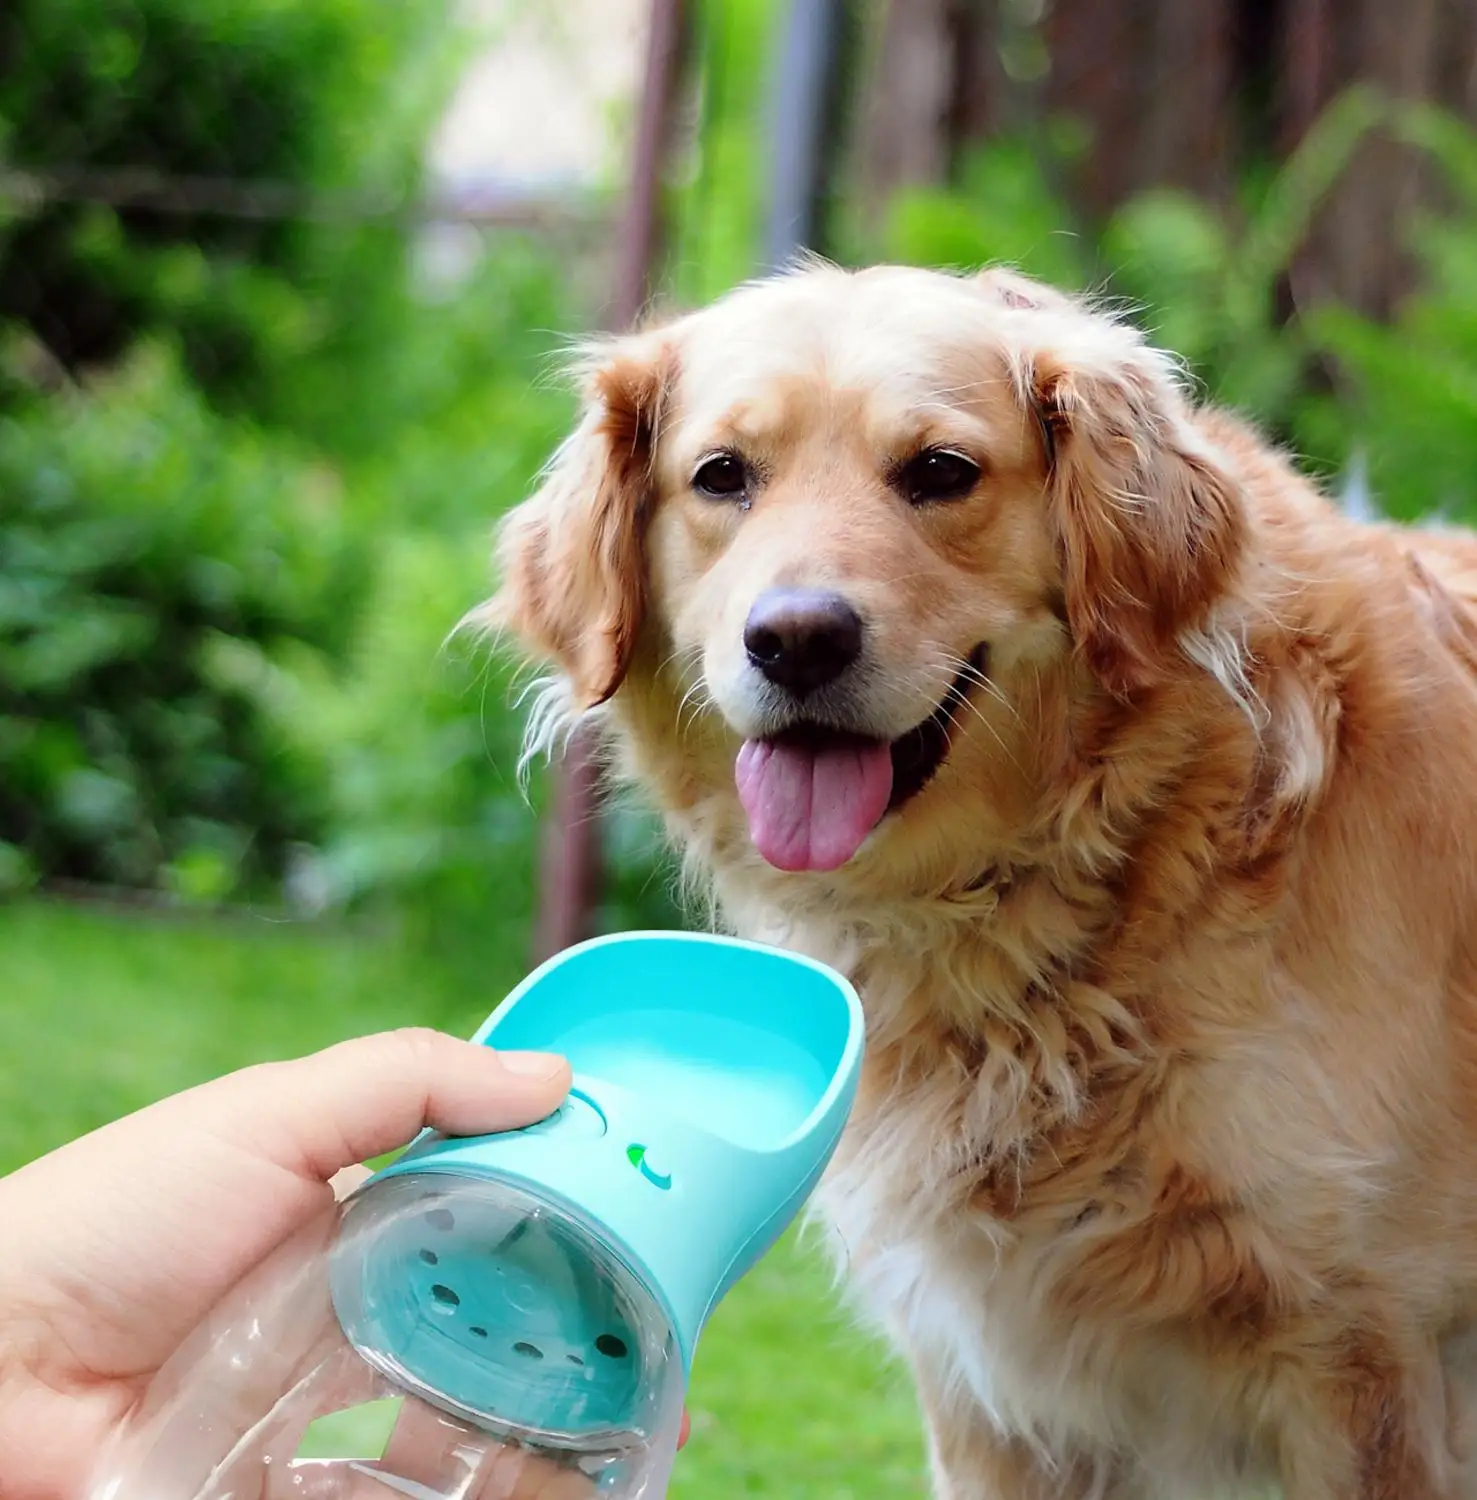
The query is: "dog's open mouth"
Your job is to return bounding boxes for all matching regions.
[733,646,987,874]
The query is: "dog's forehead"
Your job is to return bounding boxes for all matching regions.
[667,267,1023,442]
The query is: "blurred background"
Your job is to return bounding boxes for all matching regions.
[4,0,1477,1492]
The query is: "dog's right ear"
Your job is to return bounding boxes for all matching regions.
[480,335,674,710]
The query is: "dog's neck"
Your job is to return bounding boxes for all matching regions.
[606,651,1272,1038]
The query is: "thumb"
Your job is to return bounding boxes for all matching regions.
[201,1028,572,1183]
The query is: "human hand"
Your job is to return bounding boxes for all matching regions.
[0,1028,689,1499]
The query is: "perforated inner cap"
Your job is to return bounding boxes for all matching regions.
[329,1171,681,1456]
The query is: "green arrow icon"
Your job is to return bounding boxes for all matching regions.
[625,1143,672,1190]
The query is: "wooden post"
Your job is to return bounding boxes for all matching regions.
[532,0,689,964]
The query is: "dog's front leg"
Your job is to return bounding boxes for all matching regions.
[1274,1332,1460,1500]
[914,1362,1132,1500]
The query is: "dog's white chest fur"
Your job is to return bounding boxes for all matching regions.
[813,1119,1269,1499]
[815,1151,1099,1440]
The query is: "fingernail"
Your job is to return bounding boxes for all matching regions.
[500,1051,566,1080]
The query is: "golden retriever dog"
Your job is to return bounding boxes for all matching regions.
[478,259,1477,1499]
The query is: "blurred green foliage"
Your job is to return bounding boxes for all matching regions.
[885,131,1092,292]
[11,0,1477,952]
[0,0,680,943]
[0,344,359,898]
[667,0,778,305]
[0,0,458,417]
[878,84,1477,523]
[1305,100,1477,522]
[882,89,1369,463]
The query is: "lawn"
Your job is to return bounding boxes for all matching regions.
[0,897,927,1498]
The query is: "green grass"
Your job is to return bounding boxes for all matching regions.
[0,897,926,1497]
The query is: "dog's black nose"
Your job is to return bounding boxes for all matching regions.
[744,588,864,695]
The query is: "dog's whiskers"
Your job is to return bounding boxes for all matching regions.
[925,649,1025,770]
[937,650,1024,728]
[676,676,716,738]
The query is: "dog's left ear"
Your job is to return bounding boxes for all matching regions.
[1030,346,1245,697]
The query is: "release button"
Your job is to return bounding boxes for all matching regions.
[521,1091,607,1141]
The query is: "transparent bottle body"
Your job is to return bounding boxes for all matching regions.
[89,1174,686,1500]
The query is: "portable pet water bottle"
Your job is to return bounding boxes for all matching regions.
[90,931,865,1499]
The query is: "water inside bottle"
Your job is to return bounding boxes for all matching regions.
[89,1175,685,1499]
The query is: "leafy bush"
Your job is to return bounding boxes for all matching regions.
[0,0,618,926]
[227,527,680,955]
[876,88,1386,469]
[273,237,581,521]
[667,0,779,306]
[0,0,461,422]
[883,132,1094,293]
[1304,102,1477,526]
[879,85,1477,535]
[0,344,361,897]
[240,532,538,930]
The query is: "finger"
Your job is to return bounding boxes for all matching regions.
[267,1452,592,1500]
[380,1396,595,1499]
[274,1400,594,1500]
[330,1164,373,1201]
[204,1029,571,1181]
[472,1448,594,1500]
[141,1256,386,1500]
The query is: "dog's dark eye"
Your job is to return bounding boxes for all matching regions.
[896,448,981,505]
[692,452,749,499]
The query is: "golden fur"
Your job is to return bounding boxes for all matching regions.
[480,261,1477,1498]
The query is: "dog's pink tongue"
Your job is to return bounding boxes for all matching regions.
[735,736,893,872]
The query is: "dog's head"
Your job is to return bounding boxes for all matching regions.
[482,263,1245,877]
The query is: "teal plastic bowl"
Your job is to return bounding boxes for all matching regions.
[328,931,864,1487]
